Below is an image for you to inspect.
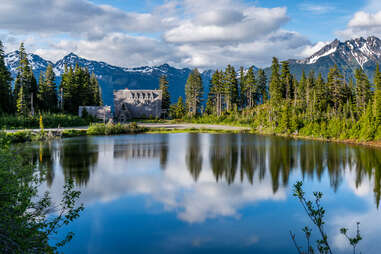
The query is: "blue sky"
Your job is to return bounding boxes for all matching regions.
[1,0,380,68]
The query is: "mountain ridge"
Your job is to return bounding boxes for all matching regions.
[5,35,381,106]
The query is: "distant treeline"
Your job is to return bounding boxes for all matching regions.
[0,41,102,116]
[173,58,381,141]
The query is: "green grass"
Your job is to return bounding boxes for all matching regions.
[0,113,90,129]
[86,122,146,135]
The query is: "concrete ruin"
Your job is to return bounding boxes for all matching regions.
[114,89,162,122]
[78,106,112,121]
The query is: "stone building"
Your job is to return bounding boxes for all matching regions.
[78,106,112,121]
[114,89,162,122]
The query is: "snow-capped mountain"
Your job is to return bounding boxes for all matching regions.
[4,51,212,106]
[5,50,53,76]
[298,36,381,68]
[7,36,381,106]
[260,36,381,81]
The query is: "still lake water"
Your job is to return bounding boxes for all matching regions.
[21,133,381,253]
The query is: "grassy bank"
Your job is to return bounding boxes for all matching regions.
[0,113,90,129]
[2,122,148,143]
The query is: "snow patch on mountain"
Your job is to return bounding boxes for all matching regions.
[307,47,337,64]
[299,36,381,68]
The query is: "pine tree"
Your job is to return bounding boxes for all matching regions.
[327,65,345,112]
[0,40,12,114]
[354,68,371,112]
[296,70,307,107]
[210,70,224,115]
[269,57,282,105]
[239,66,245,108]
[159,75,170,117]
[38,64,58,112]
[185,68,203,116]
[90,73,102,106]
[244,66,257,108]
[257,69,267,104]
[175,96,186,119]
[16,86,27,116]
[278,101,291,133]
[306,71,315,117]
[374,64,381,125]
[14,43,38,115]
[280,61,293,100]
[314,73,327,117]
[223,65,239,111]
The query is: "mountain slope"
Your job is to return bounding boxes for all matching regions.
[287,36,381,80]
[6,35,381,108]
[5,52,212,107]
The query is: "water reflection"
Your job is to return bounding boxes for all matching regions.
[60,138,99,186]
[17,133,381,253]
[209,134,238,184]
[113,134,169,170]
[23,134,381,207]
[186,133,202,181]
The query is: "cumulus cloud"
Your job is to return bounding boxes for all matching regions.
[0,0,317,68]
[164,6,289,44]
[337,7,381,39]
[0,0,174,38]
[35,33,178,67]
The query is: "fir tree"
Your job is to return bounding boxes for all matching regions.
[314,73,327,116]
[16,86,27,116]
[90,73,102,106]
[14,43,37,114]
[0,40,12,114]
[210,70,224,116]
[354,68,371,112]
[269,57,282,105]
[374,64,381,126]
[257,69,268,104]
[175,96,186,119]
[38,64,58,112]
[327,65,345,112]
[280,61,293,100]
[244,66,257,108]
[185,68,203,116]
[224,65,239,111]
[296,70,307,107]
[159,75,170,117]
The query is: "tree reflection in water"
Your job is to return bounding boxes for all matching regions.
[186,133,203,181]
[206,134,381,206]
[20,133,381,207]
[59,138,99,187]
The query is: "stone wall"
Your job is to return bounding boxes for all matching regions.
[114,89,162,121]
[78,106,112,121]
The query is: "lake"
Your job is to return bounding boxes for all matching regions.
[21,133,381,253]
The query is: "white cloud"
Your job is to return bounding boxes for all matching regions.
[336,2,381,40]
[0,0,318,68]
[35,33,178,67]
[164,6,289,44]
[0,0,172,38]
[300,41,330,57]
[299,3,335,14]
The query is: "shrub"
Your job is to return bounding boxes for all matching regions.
[87,122,146,136]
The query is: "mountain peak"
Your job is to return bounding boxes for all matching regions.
[299,36,381,67]
[63,52,79,59]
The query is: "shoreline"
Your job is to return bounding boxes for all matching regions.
[4,122,381,149]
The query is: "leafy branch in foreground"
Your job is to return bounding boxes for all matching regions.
[290,181,362,254]
[0,139,84,253]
